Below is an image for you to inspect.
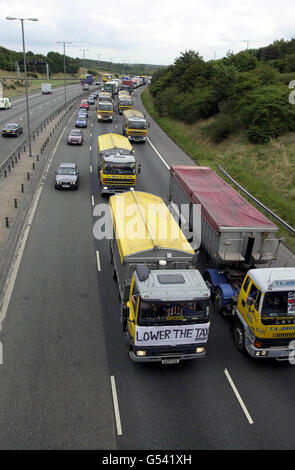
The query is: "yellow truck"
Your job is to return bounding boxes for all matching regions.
[228,268,295,360]
[97,101,114,122]
[97,133,141,195]
[118,93,133,114]
[122,109,148,143]
[109,191,211,363]
[102,73,112,82]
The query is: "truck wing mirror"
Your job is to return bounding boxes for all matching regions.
[137,162,141,174]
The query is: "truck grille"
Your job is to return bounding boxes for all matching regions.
[129,131,146,136]
[105,178,134,184]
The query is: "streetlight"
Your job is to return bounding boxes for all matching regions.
[6,17,38,157]
[57,41,72,105]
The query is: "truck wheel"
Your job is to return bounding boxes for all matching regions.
[233,321,246,352]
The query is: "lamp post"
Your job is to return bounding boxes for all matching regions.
[57,41,71,105]
[6,17,38,157]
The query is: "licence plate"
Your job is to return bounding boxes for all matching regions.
[63,184,70,188]
[162,359,179,364]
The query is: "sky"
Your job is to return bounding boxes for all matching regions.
[1,0,295,66]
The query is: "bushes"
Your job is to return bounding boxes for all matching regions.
[201,113,238,143]
[239,85,295,143]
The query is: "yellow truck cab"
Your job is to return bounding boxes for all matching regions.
[97,101,113,122]
[97,133,140,195]
[122,109,148,142]
[109,191,211,363]
[233,267,295,359]
[118,93,133,115]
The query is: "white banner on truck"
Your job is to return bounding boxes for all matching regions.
[135,323,210,346]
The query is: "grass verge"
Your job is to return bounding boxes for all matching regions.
[141,87,295,252]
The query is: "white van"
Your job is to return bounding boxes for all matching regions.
[0,98,12,110]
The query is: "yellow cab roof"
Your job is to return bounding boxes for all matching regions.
[109,191,194,262]
[97,133,133,153]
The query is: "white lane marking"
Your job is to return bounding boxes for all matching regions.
[96,250,101,271]
[90,164,92,173]
[147,137,170,170]
[110,376,122,436]
[0,107,78,330]
[91,194,95,206]
[89,145,92,152]
[224,368,254,425]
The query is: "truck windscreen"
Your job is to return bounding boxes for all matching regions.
[138,300,210,325]
[99,104,112,111]
[129,120,146,129]
[261,291,295,320]
[104,163,135,175]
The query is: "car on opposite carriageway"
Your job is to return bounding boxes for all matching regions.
[1,122,23,137]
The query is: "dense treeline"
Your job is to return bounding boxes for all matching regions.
[150,39,295,144]
[0,46,79,74]
[0,46,161,78]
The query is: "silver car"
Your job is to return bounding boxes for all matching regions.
[55,163,79,189]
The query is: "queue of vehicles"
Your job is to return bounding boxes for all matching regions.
[58,79,295,364]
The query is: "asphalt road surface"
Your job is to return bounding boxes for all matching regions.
[0,86,294,450]
[0,84,84,164]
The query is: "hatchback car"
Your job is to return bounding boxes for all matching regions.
[67,129,83,145]
[80,100,89,109]
[77,108,88,117]
[2,123,23,137]
[55,163,79,189]
[88,97,95,105]
[75,116,87,128]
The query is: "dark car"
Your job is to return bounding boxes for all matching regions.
[2,123,23,137]
[80,99,89,110]
[75,116,87,128]
[67,129,83,145]
[55,163,79,189]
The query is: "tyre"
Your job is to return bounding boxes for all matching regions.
[233,321,246,352]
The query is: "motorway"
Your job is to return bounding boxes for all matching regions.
[0,86,294,450]
[0,83,83,164]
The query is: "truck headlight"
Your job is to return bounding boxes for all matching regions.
[136,350,146,357]
[97,115,101,119]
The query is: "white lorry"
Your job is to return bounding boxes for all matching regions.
[41,83,52,94]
